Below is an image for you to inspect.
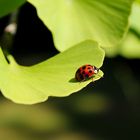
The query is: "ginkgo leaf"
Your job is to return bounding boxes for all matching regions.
[28,0,133,51]
[104,2,140,58]
[119,32,140,58]
[0,41,105,104]
[136,0,140,4]
[130,2,140,34]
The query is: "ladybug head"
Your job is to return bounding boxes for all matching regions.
[93,66,99,74]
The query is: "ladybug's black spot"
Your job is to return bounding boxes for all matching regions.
[82,66,86,70]
[94,66,99,71]
[87,67,91,69]
[89,70,93,73]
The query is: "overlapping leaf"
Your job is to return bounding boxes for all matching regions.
[105,2,140,58]
[28,0,133,51]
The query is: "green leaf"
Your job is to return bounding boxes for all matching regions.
[0,0,26,18]
[130,2,140,34]
[104,2,140,58]
[103,46,119,58]
[119,31,140,58]
[0,41,105,104]
[118,2,140,58]
[136,0,140,4]
[28,0,133,51]
[104,31,140,58]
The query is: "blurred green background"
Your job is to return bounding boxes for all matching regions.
[0,2,140,140]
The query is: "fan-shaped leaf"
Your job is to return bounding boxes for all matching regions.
[0,41,105,104]
[28,0,133,51]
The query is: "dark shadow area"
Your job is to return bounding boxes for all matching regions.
[12,2,59,66]
[69,78,78,83]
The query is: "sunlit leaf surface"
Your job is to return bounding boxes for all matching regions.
[28,0,133,51]
[0,41,105,104]
[130,2,140,34]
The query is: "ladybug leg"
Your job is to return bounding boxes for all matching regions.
[78,78,86,83]
[80,78,86,83]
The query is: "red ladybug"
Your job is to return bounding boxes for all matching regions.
[75,64,99,82]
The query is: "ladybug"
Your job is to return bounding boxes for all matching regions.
[75,64,99,82]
